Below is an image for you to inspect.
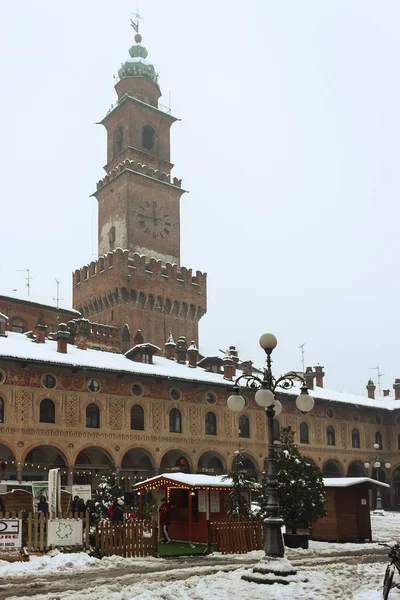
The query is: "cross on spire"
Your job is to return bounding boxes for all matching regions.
[130,8,143,33]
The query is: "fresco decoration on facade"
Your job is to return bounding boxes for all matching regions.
[109,397,124,430]
[189,405,200,435]
[65,394,78,427]
[314,419,323,444]
[15,390,31,424]
[152,402,163,433]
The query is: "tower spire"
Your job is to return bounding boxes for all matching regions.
[130,8,143,34]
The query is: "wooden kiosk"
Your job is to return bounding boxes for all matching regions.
[135,473,254,544]
[307,477,390,542]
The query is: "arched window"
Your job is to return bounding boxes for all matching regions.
[352,428,360,449]
[170,408,182,433]
[142,125,155,150]
[131,404,144,430]
[86,403,100,429]
[239,415,250,438]
[375,431,383,450]
[273,419,280,442]
[205,412,217,435]
[0,397,4,423]
[113,126,123,157]
[327,425,335,446]
[40,398,55,424]
[300,422,309,444]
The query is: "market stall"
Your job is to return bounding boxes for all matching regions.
[134,473,255,543]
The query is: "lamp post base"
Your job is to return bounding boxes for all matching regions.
[242,556,306,585]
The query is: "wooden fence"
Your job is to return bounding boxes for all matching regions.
[95,520,157,558]
[0,511,90,553]
[209,517,263,554]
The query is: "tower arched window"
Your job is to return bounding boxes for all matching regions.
[170,408,182,433]
[239,415,250,438]
[142,125,155,150]
[40,398,55,424]
[375,431,383,450]
[113,126,123,157]
[300,422,309,444]
[205,412,217,435]
[86,403,100,429]
[131,404,144,430]
[0,397,4,423]
[352,428,360,449]
[327,425,335,446]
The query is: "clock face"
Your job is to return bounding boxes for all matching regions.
[137,201,172,239]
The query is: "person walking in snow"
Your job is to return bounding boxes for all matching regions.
[159,497,172,544]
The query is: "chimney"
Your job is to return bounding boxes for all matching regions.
[187,341,199,368]
[56,323,69,354]
[175,335,188,364]
[34,314,47,343]
[133,329,144,345]
[314,365,325,388]
[305,366,314,390]
[241,360,253,376]
[0,313,8,337]
[366,379,376,400]
[223,356,236,381]
[75,318,90,351]
[164,332,176,360]
[228,345,239,363]
[393,379,400,400]
[121,324,131,352]
[383,389,390,397]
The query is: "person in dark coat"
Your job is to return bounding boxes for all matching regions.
[112,499,124,523]
[37,495,49,515]
[71,495,80,514]
[159,497,172,544]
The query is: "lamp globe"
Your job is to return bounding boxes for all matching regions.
[255,387,275,407]
[259,333,278,353]
[227,393,245,412]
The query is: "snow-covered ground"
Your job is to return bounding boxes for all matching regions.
[0,512,399,599]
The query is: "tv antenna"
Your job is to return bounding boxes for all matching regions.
[17,269,32,296]
[299,342,307,373]
[53,279,63,309]
[369,365,384,397]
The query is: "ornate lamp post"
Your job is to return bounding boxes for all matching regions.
[227,333,315,584]
[364,443,391,514]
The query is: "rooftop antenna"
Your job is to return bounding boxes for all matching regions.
[130,7,143,33]
[299,342,307,373]
[17,269,31,296]
[53,278,63,309]
[369,365,384,397]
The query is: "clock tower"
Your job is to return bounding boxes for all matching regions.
[72,25,207,349]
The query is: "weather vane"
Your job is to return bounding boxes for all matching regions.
[130,8,143,34]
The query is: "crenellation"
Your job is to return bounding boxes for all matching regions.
[96,157,182,192]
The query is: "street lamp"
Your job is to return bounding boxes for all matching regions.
[364,443,391,513]
[227,333,314,584]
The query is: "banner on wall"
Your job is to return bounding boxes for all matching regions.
[48,469,61,519]
[71,485,92,502]
[0,519,21,550]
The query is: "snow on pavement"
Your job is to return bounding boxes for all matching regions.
[0,511,399,598]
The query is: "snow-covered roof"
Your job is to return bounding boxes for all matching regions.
[278,381,400,411]
[0,332,399,411]
[135,473,239,489]
[0,331,231,387]
[323,477,390,489]
[0,291,80,315]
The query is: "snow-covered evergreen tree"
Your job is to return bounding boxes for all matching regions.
[92,475,124,522]
[260,427,326,533]
[223,449,256,516]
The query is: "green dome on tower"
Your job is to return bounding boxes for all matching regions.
[118,33,158,83]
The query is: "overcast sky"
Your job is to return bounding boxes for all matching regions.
[0,1,399,397]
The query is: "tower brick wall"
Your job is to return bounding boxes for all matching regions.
[73,249,207,348]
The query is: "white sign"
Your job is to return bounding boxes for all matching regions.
[210,491,220,513]
[361,498,367,505]
[0,520,21,550]
[198,490,206,513]
[72,485,92,502]
[48,469,61,519]
[48,519,83,547]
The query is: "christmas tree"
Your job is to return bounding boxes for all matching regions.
[260,427,326,533]
[92,475,124,522]
[223,449,256,516]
